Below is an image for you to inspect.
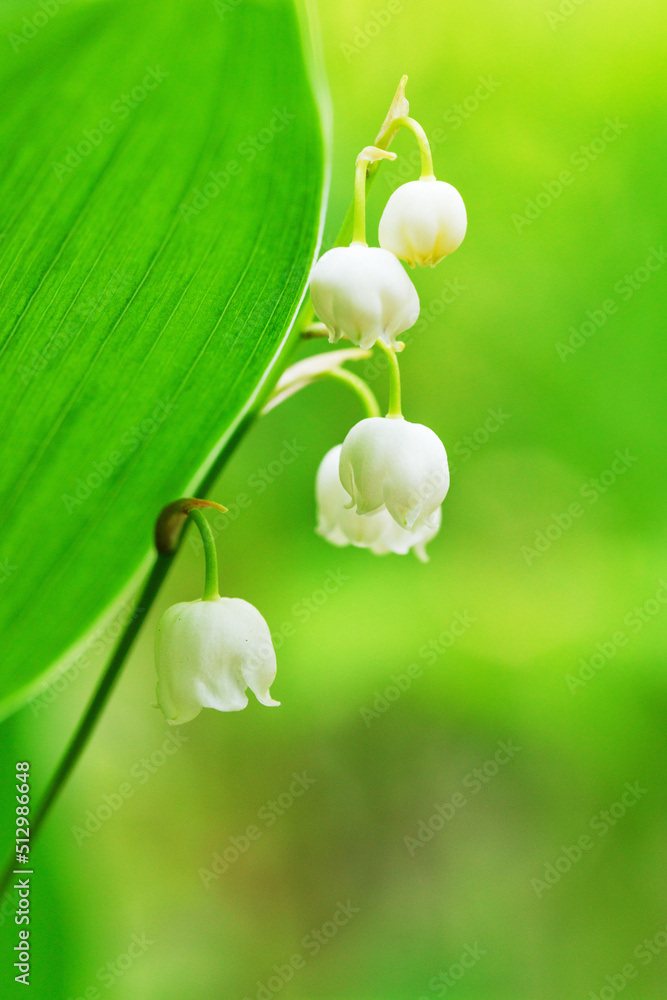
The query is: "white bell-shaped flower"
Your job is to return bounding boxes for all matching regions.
[309,243,419,350]
[339,416,449,529]
[316,445,440,561]
[155,597,279,725]
[379,177,467,267]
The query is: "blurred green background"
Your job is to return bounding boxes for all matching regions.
[2,0,667,997]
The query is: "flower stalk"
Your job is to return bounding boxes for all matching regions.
[375,340,402,417]
[352,158,370,245]
[188,508,220,600]
[389,115,435,179]
[0,495,228,897]
[316,367,381,419]
[352,146,397,247]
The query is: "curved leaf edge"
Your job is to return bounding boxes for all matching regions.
[0,0,331,724]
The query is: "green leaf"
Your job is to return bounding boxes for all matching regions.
[0,0,327,720]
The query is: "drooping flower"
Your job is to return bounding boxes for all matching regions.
[309,243,420,350]
[379,176,467,267]
[155,597,279,725]
[316,444,440,561]
[339,416,449,529]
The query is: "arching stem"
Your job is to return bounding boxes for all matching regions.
[316,367,381,419]
[0,497,227,899]
[350,146,397,248]
[189,508,220,600]
[375,341,402,417]
[334,78,435,247]
[352,157,370,246]
[390,115,435,179]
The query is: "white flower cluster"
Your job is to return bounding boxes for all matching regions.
[310,176,466,350]
[317,418,449,562]
[316,444,441,563]
[153,82,467,723]
[310,108,466,562]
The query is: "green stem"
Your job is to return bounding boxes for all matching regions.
[390,116,435,179]
[335,111,402,248]
[352,158,369,246]
[0,554,174,898]
[188,508,219,600]
[336,158,384,249]
[375,341,402,417]
[316,368,381,419]
[335,137,397,250]
[333,113,435,249]
[0,497,222,897]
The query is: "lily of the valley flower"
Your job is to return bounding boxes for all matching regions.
[309,244,419,350]
[153,501,279,725]
[155,597,279,725]
[316,444,440,561]
[379,176,467,267]
[339,416,449,529]
[309,144,420,351]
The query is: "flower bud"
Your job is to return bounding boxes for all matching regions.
[339,416,449,529]
[379,177,467,267]
[316,445,440,561]
[155,598,279,725]
[309,244,419,350]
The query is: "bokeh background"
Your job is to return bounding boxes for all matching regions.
[2,0,667,997]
